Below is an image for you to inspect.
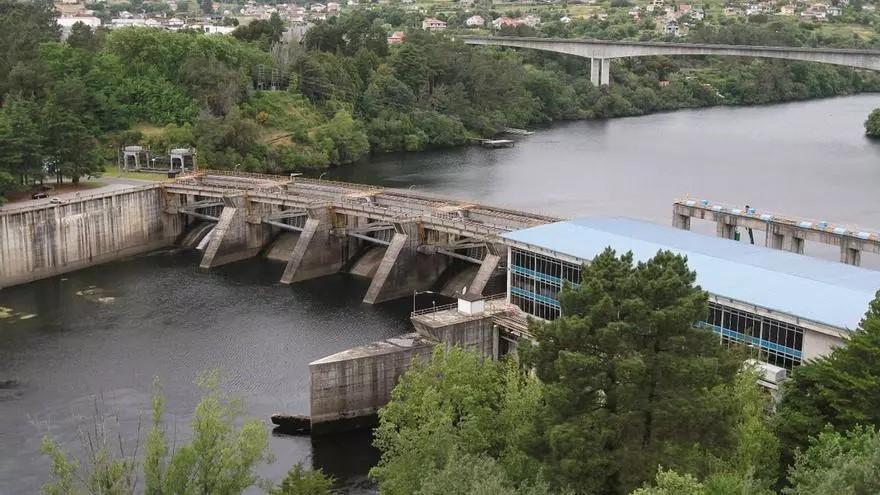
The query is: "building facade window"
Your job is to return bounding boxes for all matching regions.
[509,247,581,321]
[508,247,806,370]
[700,302,804,369]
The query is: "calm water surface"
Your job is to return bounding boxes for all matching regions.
[3,95,880,494]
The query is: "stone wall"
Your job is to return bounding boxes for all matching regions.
[0,186,182,288]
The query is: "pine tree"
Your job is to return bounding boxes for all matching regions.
[775,291,880,468]
[521,249,743,495]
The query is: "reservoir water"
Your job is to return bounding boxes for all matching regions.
[3,94,880,494]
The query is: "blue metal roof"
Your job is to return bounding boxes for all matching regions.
[502,218,880,331]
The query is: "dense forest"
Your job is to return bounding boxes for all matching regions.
[2,0,880,203]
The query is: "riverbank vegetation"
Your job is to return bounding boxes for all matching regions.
[41,372,335,495]
[372,249,880,495]
[3,1,880,204]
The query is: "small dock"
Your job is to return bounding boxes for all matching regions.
[474,138,515,149]
[502,127,534,136]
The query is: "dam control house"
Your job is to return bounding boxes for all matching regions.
[498,218,880,372]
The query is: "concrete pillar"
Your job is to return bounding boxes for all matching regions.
[198,196,265,269]
[280,218,320,284]
[790,236,805,255]
[716,220,736,240]
[600,58,611,86]
[590,58,600,86]
[363,224,450,305]
[673,213,691,230]
[771,232,784,250]
[364,232,409,304]
[279,208,348,284]
[841,246,861,266]
[467,253,501,297]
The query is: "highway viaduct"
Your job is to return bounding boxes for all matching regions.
[461,36,880,86]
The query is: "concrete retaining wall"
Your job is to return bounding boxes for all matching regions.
[309,333,434,434]
[0,186,182,288]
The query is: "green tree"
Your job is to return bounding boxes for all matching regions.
[42,372,271,495]
[865,108,880,137]
[313,111,369,164]
[775,292,880,467]
[521,249,744,494]
[67,22,100,51]
[371,347,543,495]
[785,426,880,494]
[42,98,103,184]
[269,465,334,495]
[0,94,44,185]
[0,0,59,98]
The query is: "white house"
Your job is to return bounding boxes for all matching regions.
[465,14,485,26]
[57,16,102,29]
[422,17,447,30]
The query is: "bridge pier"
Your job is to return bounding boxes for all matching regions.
[601,58,610,86]
[590,58,611,86]
[673,211,691,230]
[590,58,600,86]
[842,246,861,266]
[716,218,737,240]
[769,228,804,255]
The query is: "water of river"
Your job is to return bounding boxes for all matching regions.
[3,95,880,494]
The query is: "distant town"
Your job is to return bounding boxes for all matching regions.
[54,0,863,43]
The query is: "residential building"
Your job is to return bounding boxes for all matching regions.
[498,218,880,371]
[422,17,447,30]
[520,14,541,27]
[492,16,520,28]
[780,4,796,14]
[57,15,102,28]
[690,6,705,19]
[387,31,405,44]
[326,2,340,12]
[663,18,680,36]
[466,15,485,26]
[560,15,573,22]
[723,6,742,15]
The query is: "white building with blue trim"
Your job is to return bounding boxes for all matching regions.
[500,218,880,370]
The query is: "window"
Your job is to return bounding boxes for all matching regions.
[509,248,581,321]
[701,302,804,369]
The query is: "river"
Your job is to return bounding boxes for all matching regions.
[3,95,880,494]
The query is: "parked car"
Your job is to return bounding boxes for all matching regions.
[31,191,48,199]
[49,197,67,205]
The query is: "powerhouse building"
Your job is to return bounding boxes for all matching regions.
[499,218,880,370]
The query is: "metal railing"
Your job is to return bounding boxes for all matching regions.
[410,293,508,317]
[0,184,160,216]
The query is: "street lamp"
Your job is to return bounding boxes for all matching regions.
[318,172,327,181]
[413,289,440,314]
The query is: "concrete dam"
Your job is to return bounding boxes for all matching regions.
[0,172,556,301]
